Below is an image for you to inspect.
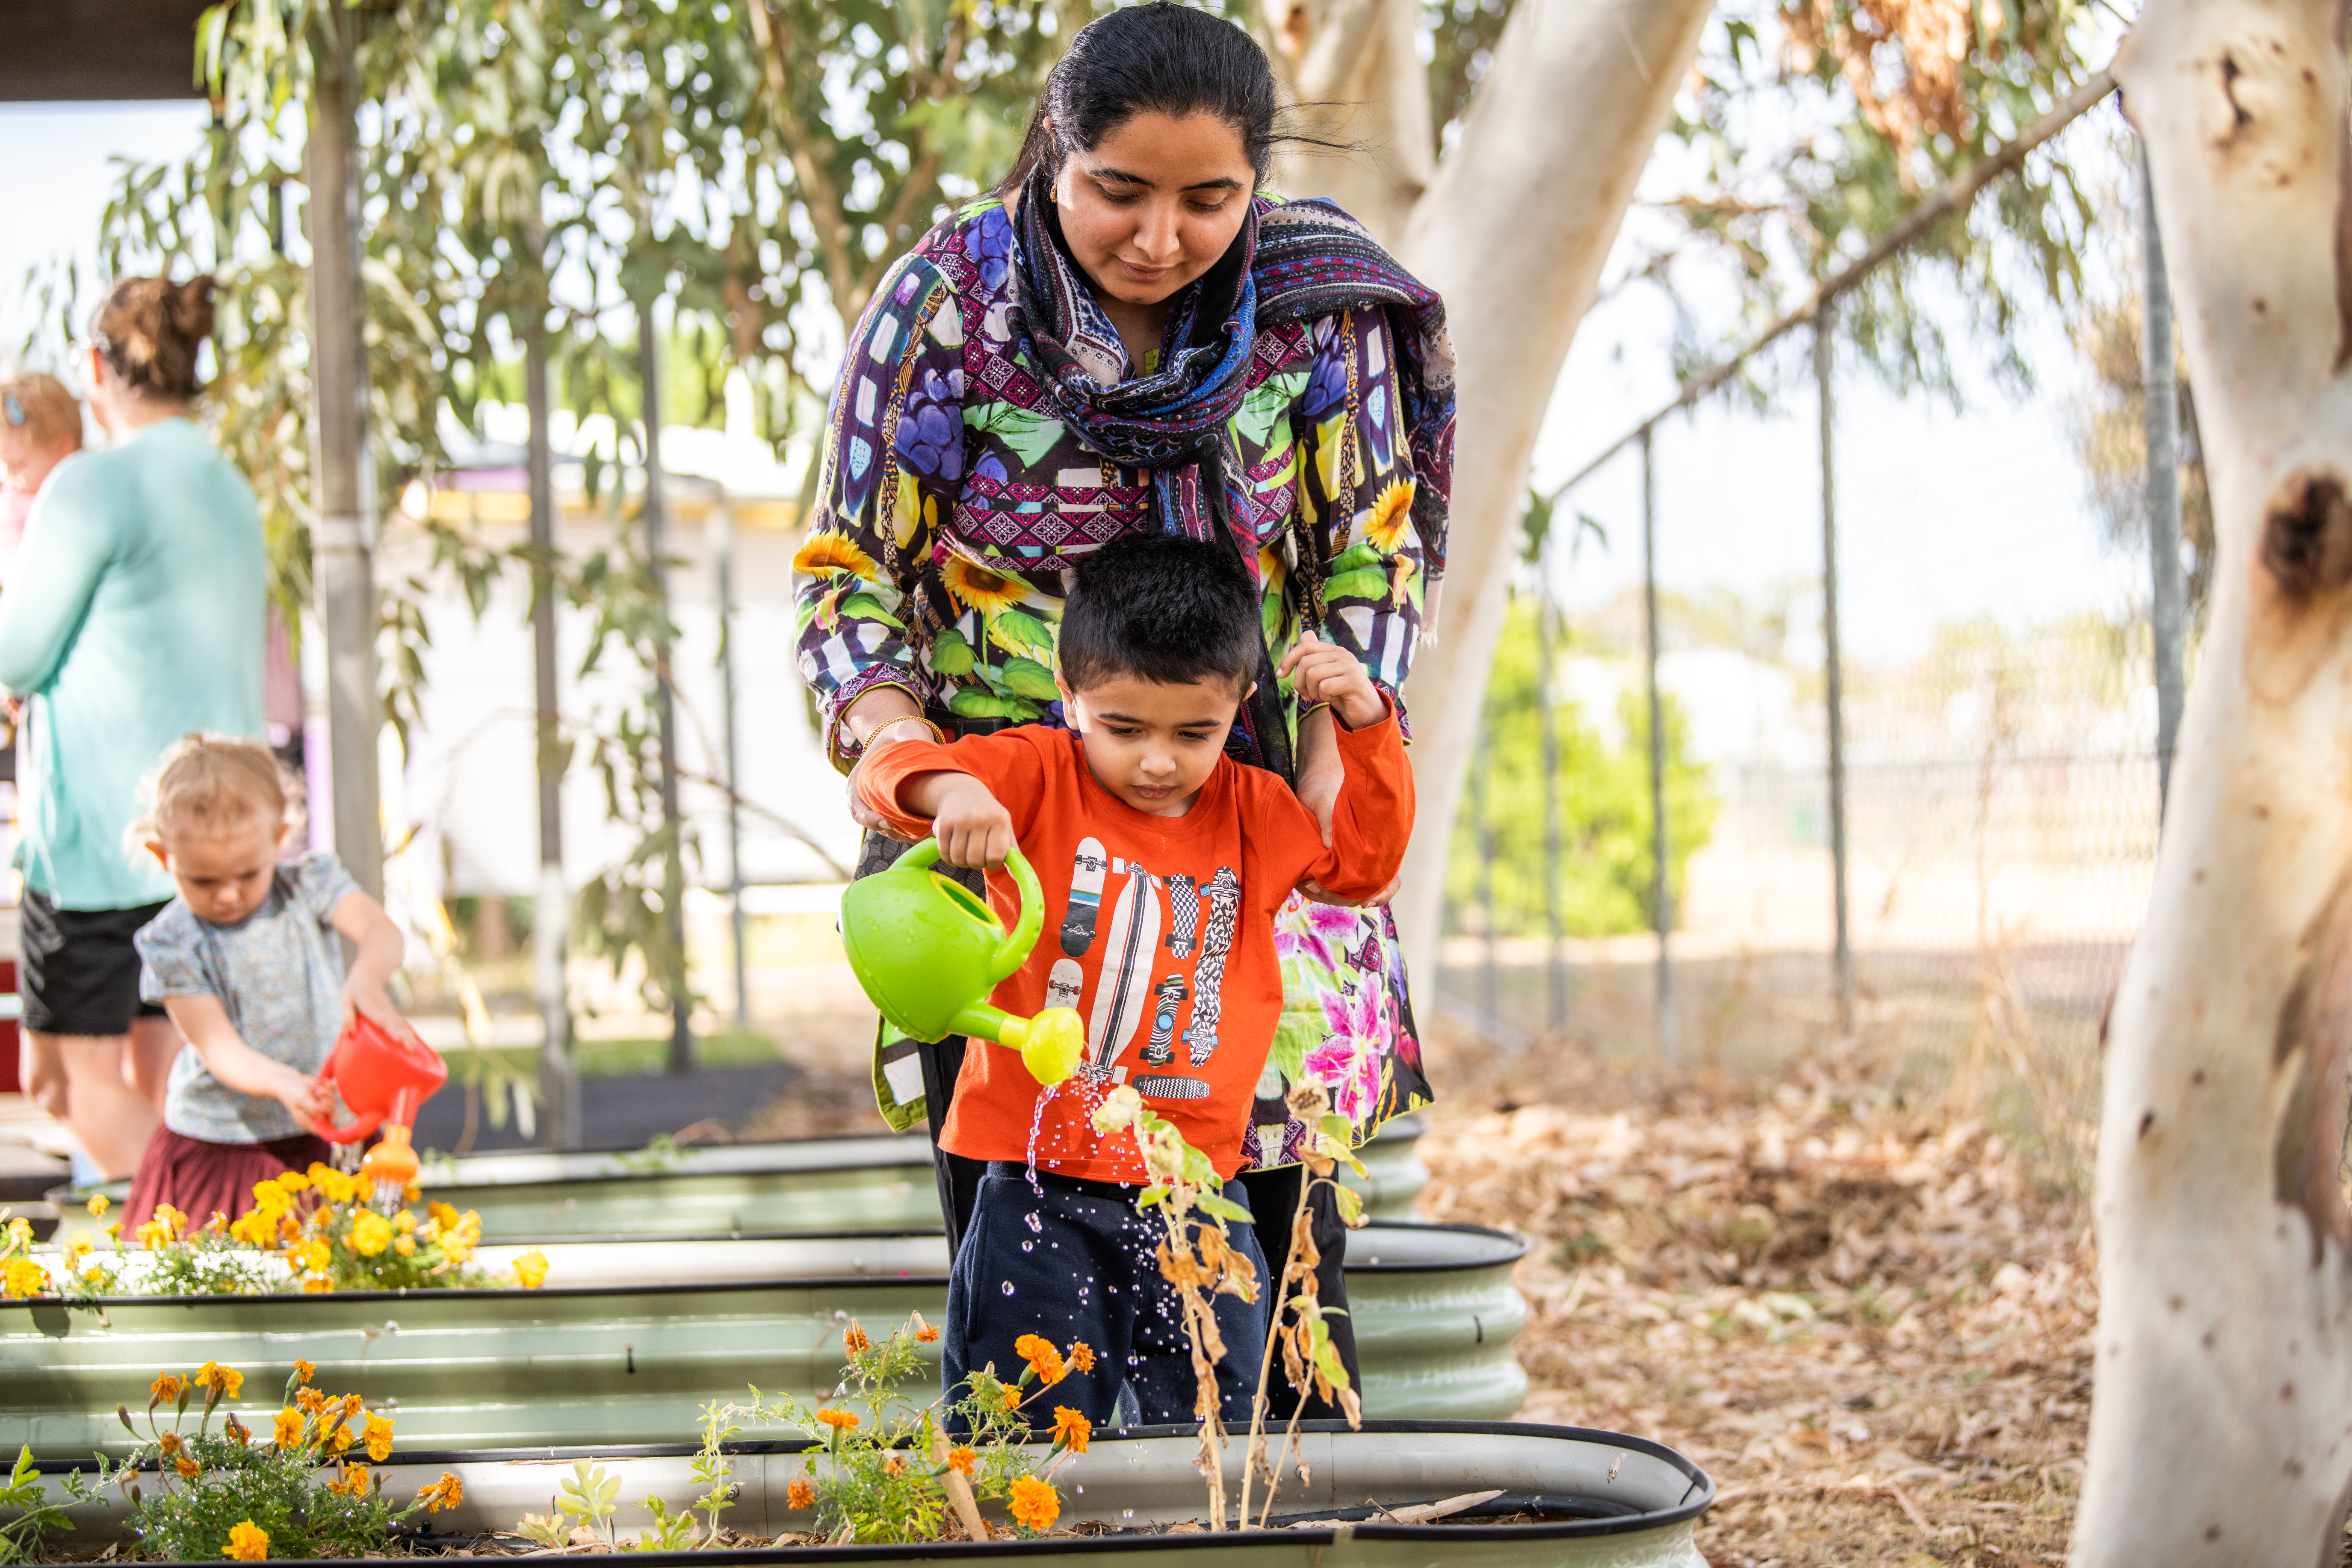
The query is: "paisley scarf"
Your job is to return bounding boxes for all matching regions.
[1009,165,1457,590]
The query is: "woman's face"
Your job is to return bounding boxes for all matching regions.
[1049,110,1256,309]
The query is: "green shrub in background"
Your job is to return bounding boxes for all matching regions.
[1445,599,1719,938]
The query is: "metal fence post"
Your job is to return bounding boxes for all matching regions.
[2141,145,2188,815]
[1818,302,1856,1035]
[638,304,694,1074]
[714,498,750,1028]
[305,3,382,901]
[526,319,579,1148]
[1642,426,1676,1064]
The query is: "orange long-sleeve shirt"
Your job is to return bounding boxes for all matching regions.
[859,716,1412,1181]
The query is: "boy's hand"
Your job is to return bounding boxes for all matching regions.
[1279,631,1387,730]
[929,775,1017,869]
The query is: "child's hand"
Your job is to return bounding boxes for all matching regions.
[1279,631,1387,730]
[930,775,1017,868]
[340,978,408,1037]
[275,1064,334,1125]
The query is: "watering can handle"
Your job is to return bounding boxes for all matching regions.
[304,1054,384,1146]
[898,838,1043,986]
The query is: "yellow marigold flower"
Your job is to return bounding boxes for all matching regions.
[325,1419,354,1454]
[333,1462,372,1497]
[251,1180,290,1215]
[86,1193,110,1217]
[175,1453,201,1480]
[364,1412,395,1462]
[512,1249,549,1290]
[302,1276,335,1295]
[349,1212,392,1258]
[4,1217,29,1243]
[341,1394,364,1420]
[792,531,881,583]
[1,1256,46,1299]
[296,1388,326,1414]
[135,1221,170,1250]
[786,1477,816,1510]
[1067,1341,1095,1374]
[152,1374,186,1405]
[392,1235,416,1257]
[1008,1474,1059,1532]
[942,555,1026,618]
[105,1221,123,1240]
[66,1231,93,1263]
[195,1361,244,1399]
[428,1202,460,1233]
[275,1171,309,1193]
[225,1520,269,1561]
[1050,1406,1090,1455]
[947,1447,975,1476]
[1360,478,1417,555]
[315,1168,356,1206]
[393,1209,416,1234]
[815,1409,858,1432]
[204,1211,228,1234]
[417,1471,464,1513]
[273,1409,304,1449]
[229,1211,276,1248]
[843,1325,870,1355]
[293,1360,315,1385]
[293,1239,331,1275]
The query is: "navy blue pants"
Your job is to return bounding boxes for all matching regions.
[944,1163,1270,1433]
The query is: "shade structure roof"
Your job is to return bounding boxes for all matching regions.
[0,0,212,103]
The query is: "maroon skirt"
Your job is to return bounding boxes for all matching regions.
[125,1126,333,1232]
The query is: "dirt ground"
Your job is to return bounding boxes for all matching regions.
[1413,1022,2093,1568]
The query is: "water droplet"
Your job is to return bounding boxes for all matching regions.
[1021,1240,1034,1252]
[1025,1211,1043,1234]
[1002,1281,1016,1296]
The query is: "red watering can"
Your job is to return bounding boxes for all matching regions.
[305,1014,447,1190]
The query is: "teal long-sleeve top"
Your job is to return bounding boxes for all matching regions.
[0,417,265,909]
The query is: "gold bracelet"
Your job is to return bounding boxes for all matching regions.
[855,715,946,759]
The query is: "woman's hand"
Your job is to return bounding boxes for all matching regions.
[844,689,931,841]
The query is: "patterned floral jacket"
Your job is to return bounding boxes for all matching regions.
[794,198,1434,1159]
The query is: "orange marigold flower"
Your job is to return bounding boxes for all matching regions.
[1050,1406,1090,1455]
[175,1453,201,1480]
[225,1520,269,1562]
[815,1409,859,1432]
[158,1432,183,1458]
[293,1360,315,1385]
[883,1453,904,1478]
[1000,1387,1020,1412]
[1067,1342,1096,1374]
[843,1324,870,1355]
[86,1194,110,1217]
[916,1325,940,1343]
[195,1361,244,1399]
[947,1447,975,1476]
[224,1414,251,1448]
[272,1409,304,1449]
[786,1477,816,1510]
[417,1472,464,1514]
[152,1374,185,1406]
[296,1388,326,1414]
[363,1412,395,1462]
[1008,1474,1059,1532]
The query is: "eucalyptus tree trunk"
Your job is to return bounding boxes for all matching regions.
[2074,3,2352,1562]
[1257,0,1434,247]
[1383,0,1714,991]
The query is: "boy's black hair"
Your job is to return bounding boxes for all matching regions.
[1059,535,1259,694]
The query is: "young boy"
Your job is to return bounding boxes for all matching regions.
[0,372,83,585]
[857,534,1414,1430]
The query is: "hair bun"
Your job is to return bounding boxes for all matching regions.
[166,278,217,343]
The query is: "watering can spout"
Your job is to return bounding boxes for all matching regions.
[307,1015,448,1187]
[841,839,1087,1086]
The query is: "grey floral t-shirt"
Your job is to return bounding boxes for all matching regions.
[137,852,359,1144]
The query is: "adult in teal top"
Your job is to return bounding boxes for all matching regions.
[0,275,265,1178]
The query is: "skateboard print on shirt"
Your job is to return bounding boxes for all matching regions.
[1084,859,1161,1074]
[1164,873,1199,958]
[1181,867,1242,1069]
[1044,957,1083,1013]
[1142,974,1187,1066]
[1061,837,1108,957]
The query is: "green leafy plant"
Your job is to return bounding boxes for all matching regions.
[0,1446,72,1566]
[81,1361,463,1562]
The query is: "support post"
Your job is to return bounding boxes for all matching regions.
[714,498,749,1028]
[1641,426,1676,1064]
[526,317,579,1149]
[638,303,693,1074]
[1472,733,1497,1029]
[1817,302,1855,1034]
[1534,563,1566,1034]
[2140,145,2188,816]
[306,4,381,901]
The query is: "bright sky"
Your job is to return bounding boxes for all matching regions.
[0,94,2147,670]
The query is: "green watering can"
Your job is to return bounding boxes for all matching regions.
[841,839,1086,1086]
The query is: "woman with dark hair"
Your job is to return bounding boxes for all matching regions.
[0,276,266,1178]
[792,1,1454,1412]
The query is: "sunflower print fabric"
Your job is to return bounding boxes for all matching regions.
[793,199,1434,1155]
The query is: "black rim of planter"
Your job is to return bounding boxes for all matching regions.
[28,1420,1713,1556]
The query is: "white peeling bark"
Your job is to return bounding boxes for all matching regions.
[1258,0,1434,248]
[1389,0,1714,999]
[2075,3,2352,1565]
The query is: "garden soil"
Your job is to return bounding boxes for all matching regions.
[1415,1025,2092,1568]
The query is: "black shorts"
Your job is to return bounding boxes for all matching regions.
[20,891,171,1037]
